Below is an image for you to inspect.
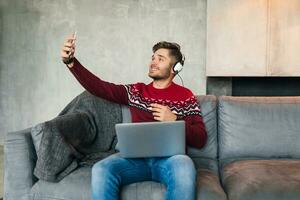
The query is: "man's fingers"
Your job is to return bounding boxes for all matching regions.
[153,116,161,121]
[61,53,73,60]
[152,112,161,117]
[65,39,75,46]
[149,107,161,112]
[64,39,75,49]
[150,103,165,109]
[62,46,72,52]
[61,51,70,58]
[64,42,74,48]
[61,48,74,57]
[62,45,75,52]
[65,34,76,41]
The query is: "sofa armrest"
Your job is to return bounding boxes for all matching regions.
[4,128,37,200]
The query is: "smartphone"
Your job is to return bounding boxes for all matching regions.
[73,31,77,45]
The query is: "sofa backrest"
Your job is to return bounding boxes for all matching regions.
[121,95,218,160]
[187,95,218,159]
[218,96,300,165]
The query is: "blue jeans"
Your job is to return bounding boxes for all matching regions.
[91,153,196,200]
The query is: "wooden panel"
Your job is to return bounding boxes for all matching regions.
[206,0,268,76]
[268,0,300,76]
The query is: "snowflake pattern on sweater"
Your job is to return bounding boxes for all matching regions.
[124,84,202,118]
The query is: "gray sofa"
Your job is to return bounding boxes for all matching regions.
[4,94,300,200]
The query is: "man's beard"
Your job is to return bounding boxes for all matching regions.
[148,69,171,80]
[149,75,163,80]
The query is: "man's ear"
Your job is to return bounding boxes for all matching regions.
[170,63,176,74]
[170,59,176,74]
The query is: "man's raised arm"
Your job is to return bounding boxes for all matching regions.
[60,34,128,105]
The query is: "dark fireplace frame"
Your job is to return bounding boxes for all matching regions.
[207,77,300,97]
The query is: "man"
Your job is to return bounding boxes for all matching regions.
[61,34,207,200]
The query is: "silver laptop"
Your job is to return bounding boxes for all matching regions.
[115,121,186,158]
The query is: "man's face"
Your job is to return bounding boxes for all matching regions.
[148,48,173,80]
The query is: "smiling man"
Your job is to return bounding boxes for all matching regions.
[61,34,207,200]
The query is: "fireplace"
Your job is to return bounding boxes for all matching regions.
[232,77,300,96]
[207,77,300,97]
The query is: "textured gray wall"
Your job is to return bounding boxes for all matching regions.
[0,0,207,144]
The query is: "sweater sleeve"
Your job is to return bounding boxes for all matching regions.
[68,58,128,105]
[179,91,207,149]
[183,114,207,149]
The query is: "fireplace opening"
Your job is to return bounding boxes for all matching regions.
[232,77,300,96]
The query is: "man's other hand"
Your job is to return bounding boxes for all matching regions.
[150,103,177,121]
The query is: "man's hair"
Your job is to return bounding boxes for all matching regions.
[152,41,184,66]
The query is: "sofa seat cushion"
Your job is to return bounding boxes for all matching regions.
[197,169,227,200]
[31,166,165,200]
[121,181,165,200]
[222,159,300,200]
[30,165,225,200]
[30,167,92,200]
[122,168,227,200]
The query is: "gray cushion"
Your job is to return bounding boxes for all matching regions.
[31,167,166,200]
[193,158,219,172]
[187,95,218,159]
[122,168,227,200]
[121,182,165,200]
[222,159,300,200]
[30,166,225,200]
[218,96,300,163]
[197,169,227,200]
[30,167,92,200]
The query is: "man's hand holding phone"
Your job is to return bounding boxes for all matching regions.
[61,32,76,68]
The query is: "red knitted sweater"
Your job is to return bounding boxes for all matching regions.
[69,58,207,149]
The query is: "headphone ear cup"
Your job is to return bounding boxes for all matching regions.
[173,62,183,74]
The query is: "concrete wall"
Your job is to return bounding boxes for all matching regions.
[206,0,300,76]
[0,0,207,144]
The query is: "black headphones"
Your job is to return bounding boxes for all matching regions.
[173,55,185,74]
